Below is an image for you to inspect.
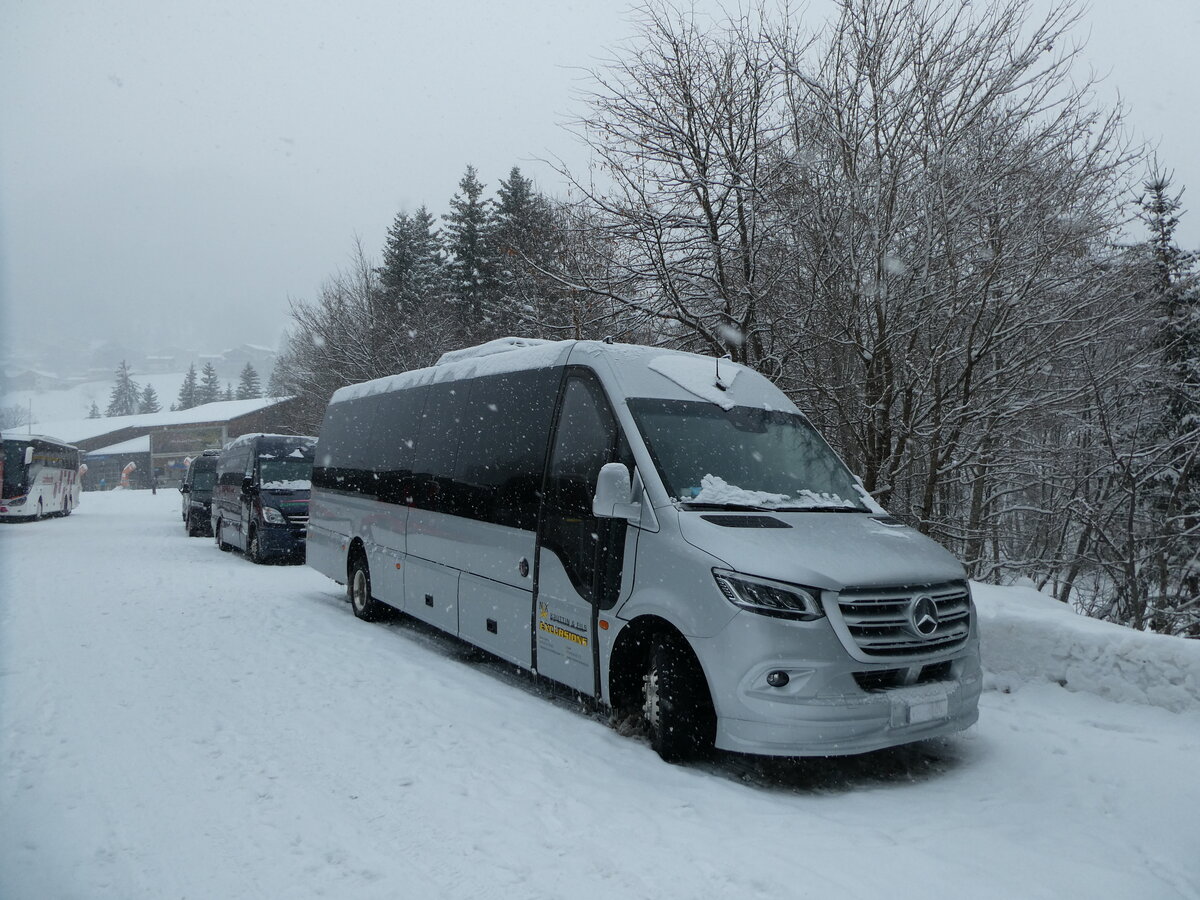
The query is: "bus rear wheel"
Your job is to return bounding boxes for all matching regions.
[642,635,716,763]
[215,519,232,552]
[349,554,385,622]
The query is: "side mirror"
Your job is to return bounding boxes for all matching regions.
[241,475,258,495]
[593,463,641,522]
[24,446,34,465]
[180,484,190,493]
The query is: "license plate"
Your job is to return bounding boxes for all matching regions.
[908,697,949,725]
[889,685,951,727]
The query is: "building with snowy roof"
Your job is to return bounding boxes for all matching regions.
[29,396,305,490]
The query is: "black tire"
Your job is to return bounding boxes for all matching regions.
[215,519,232,552]
[348,553,385,622]
[186,512,198,537]
[642,635,716,763]
[247,528,265,564]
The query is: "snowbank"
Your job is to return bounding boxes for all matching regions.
[974,582,1200,713]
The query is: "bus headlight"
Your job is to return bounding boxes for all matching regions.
[261,506,287,524]
[713,569,824,621]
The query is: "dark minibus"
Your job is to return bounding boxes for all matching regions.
[179,449,220,536]
[212,433,316,563]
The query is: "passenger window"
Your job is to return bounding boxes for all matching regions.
[369,387,425,504]
[542,375,628,605]
[454,369,558,530]
[313,397,380,494]
[411,382,467,513]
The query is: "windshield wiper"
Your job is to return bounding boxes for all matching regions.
[683,501,868,513]
[680,502,778,512]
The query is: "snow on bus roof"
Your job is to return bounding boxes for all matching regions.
[0,433,79,449]
[331,339,576,404]
[328,338,781,409]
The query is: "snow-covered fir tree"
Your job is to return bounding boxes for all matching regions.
[444,165,493,335]
[197,362,221,405]
[105,361,140,417]
[87,401,102,419]
[138,384,161,414]
[176,364,199,410]
[379,206,446,318]
[236,363,262,400]
[1138,173,1200,634]
[487,166,562,333]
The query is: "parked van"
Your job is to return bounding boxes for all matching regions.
[212,433,316,563]
[307,338,981,761]
[179,449,220,537]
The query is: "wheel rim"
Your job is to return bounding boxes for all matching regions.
[643,666,662,731]
[352,569,366,612]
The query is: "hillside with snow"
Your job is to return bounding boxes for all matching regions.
[2,492,1198,899]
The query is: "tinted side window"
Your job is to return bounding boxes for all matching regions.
[313,397,379,494]
[453,368,559,530]
[411,382,467,513]
[368,387,425,504]
[217,446,246,487]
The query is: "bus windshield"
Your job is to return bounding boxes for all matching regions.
[627,399,869,511]
[191,470,217,492]
[259,457,312,490]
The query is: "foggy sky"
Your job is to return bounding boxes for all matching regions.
[2,0,1197,359]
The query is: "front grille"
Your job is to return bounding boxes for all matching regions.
[853,660,954,692]
[836,582,971,658]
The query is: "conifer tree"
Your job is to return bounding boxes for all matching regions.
[197,362,221,405]
[177,364,199,410]
[444,165,494,335]
[224,383,234,401]
[105,361,141,417]
[379,206,446,317]
[87,401,102,419]
[1138,172,1200,634]
[488,166,562,333]
[236,363,262,400]
[138,384,161,414]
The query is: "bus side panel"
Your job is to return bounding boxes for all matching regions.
[306,488,348,583]
[367,496,409,610]
[402,552,459,634]
[459,574,532,668]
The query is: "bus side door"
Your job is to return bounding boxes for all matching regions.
[535,372,629,697]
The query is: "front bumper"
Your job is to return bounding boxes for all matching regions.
[256,521,307,558]
[698,609,982,757]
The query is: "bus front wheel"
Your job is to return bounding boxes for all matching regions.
[642,635,716,763]
[248,528,264,564]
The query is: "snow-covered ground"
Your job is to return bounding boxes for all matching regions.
[2,491,1198,899]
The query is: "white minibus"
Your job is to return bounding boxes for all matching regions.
[307,339,981,761]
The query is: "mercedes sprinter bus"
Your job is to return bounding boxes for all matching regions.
[212,433,316,562]
[307,338,981,761]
